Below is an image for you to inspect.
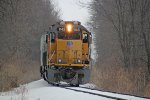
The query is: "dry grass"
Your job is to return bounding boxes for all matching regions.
[91,66,149,96]
[0,57,40,92]
[144,81,150,97]
[91,57,150,97]
[14,85,28,100]
[0,64,20,92]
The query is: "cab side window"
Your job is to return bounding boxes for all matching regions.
[51,33,55,43]
[83,33,88,43]
[58,32,63,39]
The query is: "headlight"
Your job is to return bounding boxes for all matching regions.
[66,24,73,33]
[77,59,81,63]
[58,59,62,63]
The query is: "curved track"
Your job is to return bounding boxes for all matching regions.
[59,86,126,100]
[47,82,150,100]
[78,86,150,100]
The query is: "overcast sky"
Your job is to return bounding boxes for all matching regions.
[53,0,92,25]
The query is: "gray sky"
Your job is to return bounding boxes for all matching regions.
[53,0,92,25]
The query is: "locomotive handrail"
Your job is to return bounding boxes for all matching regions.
[49,50,55,62]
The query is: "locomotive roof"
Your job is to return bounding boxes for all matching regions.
[47,21,91,35]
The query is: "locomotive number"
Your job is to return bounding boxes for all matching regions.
[58,27,65,31]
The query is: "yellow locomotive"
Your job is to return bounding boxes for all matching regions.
[40,21,92,86]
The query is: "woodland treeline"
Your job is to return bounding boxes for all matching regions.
[89,0,150,97]
[0,0,59,91]
[1,0,150,97]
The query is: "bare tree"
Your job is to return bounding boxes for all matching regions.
[90,0,150,71]
[0,0,60,91]
[89,0,150,96]
[139,0,150,73]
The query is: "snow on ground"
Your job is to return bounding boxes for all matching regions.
[0,79,111,100]
[0,79,149,100]
[70,87,150,100]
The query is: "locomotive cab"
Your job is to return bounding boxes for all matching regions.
[40,21,92,86]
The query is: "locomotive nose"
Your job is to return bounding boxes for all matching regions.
[56,40,82,64]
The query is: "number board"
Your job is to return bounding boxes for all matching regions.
[58,27,80,32]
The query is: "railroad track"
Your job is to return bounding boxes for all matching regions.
[50,83,150,100]
[79,86,150,100]
[59,86,126,100]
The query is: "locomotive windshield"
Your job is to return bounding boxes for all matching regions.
[58,32,81,40]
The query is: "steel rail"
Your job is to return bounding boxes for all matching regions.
[79,86,150,100]
[59,86,126,100]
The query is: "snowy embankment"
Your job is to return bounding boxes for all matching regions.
[0,79,149,100]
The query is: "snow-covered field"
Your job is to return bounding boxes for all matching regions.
[0,79,149,100]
